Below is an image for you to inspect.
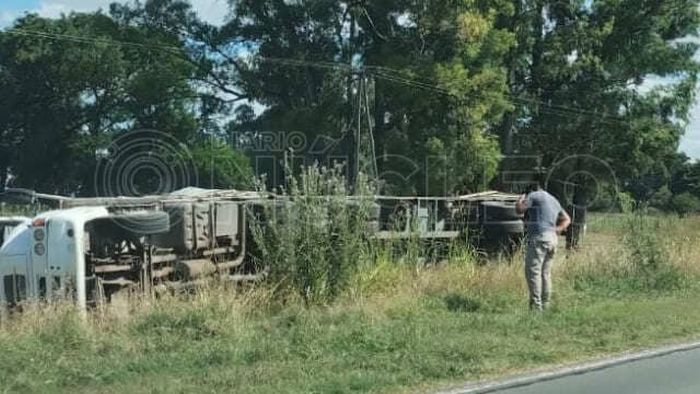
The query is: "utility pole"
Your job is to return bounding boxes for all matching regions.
[354,72,363,186]
[350,71,378,191]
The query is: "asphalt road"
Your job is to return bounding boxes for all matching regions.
[494,348,700,394]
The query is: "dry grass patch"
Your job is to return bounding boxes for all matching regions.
[2,214,700,393]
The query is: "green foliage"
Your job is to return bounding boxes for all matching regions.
[221,0,515,194]
[670,192,700,217]
[672,157,700,196]
[425,132,502,195]
[2,0,700,199]
[616,191,636,214]
[628,155,700,214]
[249,166,376,304]
[3,215,700,393]
[444,293,483,313]
[623,215,685,292]
[0,2,252,195]
[650,185,673,209]
[572,214,685,294]
[500,0,700,202]
[0,204,44,217]
[190,140,254,189]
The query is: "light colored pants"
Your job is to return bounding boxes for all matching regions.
[525,232,558,309]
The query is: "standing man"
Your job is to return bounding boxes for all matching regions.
[516,181,571,311]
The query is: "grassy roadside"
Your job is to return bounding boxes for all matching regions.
[1,213,700,393]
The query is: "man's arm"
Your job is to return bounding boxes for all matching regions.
[516,194,528,215]
[556,210,572,235]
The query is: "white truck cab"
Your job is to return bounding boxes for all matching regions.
[0,196,251,310]
[0,207,110,309]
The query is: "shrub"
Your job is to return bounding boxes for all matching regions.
[588,185,633,212]
[249,165,376,304]
[570,214,685,294]
[623,215,684,292]
[670,192,700,217]
[616,191,636,214]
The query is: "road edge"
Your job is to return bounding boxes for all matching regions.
[436,339,700,394]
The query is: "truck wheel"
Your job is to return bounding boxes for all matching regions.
[111,212,170,235]
[483,220,524,234]
[481,202,522,222]
[482,221,525,256]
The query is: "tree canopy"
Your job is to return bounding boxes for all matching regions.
[0,2,251,195]
[0,0,699,207]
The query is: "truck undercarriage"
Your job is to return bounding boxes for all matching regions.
[83,202,255,304]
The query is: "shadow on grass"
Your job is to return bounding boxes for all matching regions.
[444,293,483,313]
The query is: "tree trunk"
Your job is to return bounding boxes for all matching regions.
[566,188,588,250]
[0,165,6,193]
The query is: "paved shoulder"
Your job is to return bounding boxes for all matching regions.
[440,341,700,394]
[500,348,700,394]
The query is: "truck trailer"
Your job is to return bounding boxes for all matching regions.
[0,188,524,309]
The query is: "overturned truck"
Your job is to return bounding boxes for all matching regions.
[0,188,524,309]
[0,188,269,309]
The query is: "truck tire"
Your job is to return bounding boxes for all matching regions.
[483,220,525,235]
[482,221,525,256]
[111,212,170,235]
[481,201,521,222]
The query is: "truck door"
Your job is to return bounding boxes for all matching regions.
[45,219,74,299]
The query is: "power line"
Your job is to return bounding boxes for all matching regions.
[7,27,358,72]
[370,67,630,127]
[370,68,629,127]
[5,26,632,126]
[8,28,184,54]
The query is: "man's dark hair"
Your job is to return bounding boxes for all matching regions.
[527,171,546,193]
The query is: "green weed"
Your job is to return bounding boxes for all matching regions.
[249,165,376,304]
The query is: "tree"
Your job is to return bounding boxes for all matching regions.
[649,185,673,209]
[1,13,125,193]
[0,1,252,195]
[212,0,515,195]
[498,0,700,205]
[3,0,699,201]
[671,192,700,217]
[190,140,254,189]
[670,155,700,197]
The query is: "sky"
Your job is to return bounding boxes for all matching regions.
[0,0,229,27]
[1,0,700,159]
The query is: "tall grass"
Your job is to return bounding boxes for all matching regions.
[249,166,376,304]
[564,214,691,296]
[623,215,685,291]
[0,203,42,217]
[2,208,700,392]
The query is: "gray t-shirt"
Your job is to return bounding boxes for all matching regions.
[524,190,563,236]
